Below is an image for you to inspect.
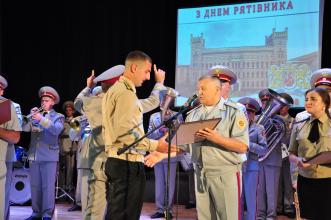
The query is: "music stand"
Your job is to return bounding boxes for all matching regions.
[55,164,74,202]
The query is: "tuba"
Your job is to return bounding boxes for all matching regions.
[256,89,290,162]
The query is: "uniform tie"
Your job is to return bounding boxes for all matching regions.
[308,119,320,143]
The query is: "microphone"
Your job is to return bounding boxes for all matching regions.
[160,88,178,122]
[184,93,198,107]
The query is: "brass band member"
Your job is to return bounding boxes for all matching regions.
[256,89,288,220]
[23,86,64,220]
[238,97,267,220]
[277,93,296,218]
[59,100,78,192]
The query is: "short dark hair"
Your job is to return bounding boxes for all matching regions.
[125,50,152,65]
[305,87,331,119]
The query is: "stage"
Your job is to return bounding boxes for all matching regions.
[9,202,294,219]
[9,202,197,220]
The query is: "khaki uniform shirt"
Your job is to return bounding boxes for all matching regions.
[6,101,22,162]
[289,113,331,178]
[102,76,165,163]
[74,87,105,170]
[180,98,249,171]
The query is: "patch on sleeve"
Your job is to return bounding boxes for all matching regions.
[237,116,246,130]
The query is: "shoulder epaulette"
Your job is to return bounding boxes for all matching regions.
[293,117,309,125]
[224,101,238,109]
[123,80,134,92]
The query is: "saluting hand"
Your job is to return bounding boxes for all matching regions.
[153,64,165,84]
[87,70,96,88]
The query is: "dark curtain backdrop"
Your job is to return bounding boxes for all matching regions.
[1,0,330,148]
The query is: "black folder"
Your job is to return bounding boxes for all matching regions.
[303,151,331,165]
[171,118,221,145]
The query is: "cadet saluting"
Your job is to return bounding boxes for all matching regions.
[23,86,64,220]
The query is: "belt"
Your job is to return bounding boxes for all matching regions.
[106,147,144,163]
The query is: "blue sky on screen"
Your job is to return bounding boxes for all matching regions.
[177,0,320,65]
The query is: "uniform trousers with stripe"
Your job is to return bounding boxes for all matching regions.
[194,165,242,220]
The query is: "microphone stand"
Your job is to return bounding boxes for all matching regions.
[117,104,191,155]
[117,102,195,220]
[164,117,175,220]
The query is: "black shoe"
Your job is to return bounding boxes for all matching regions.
[42,217,52,220]
[150,212,165,219]
[25,216,42,220]
[284,211,296,219]
[67,204,82,211]
[277,210,284,215]
[167,213,173,219]
[185,202,196,209]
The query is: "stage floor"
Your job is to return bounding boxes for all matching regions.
[9,202,197,220]
[9,202,294,219]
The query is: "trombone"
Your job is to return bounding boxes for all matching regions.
[23,106,44,123]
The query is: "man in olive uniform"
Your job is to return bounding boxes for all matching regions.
[179,74,249,220]
[23,86,64,220]
[238,97,267,220]
[277,93,295,218]
[102,50,174,220]
[74,65,124,218]
[0,75,21,219]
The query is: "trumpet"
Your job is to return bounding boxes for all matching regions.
[23,106,44,123]
[69,115,88,131]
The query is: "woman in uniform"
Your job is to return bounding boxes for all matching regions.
[289,87,331,220]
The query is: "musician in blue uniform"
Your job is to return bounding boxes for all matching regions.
[256,89,291,220]
[277,93,295,218]
[238,97,267,220]
[23,86,64,220]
